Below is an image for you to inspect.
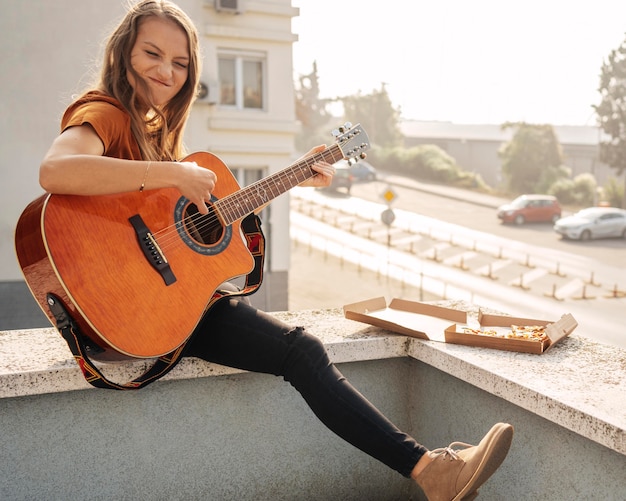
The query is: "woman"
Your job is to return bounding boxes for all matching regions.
[39,2,513,499]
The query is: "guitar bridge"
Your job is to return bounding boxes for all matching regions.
[129,214,177,286]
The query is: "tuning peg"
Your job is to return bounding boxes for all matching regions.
[331,128,340,137]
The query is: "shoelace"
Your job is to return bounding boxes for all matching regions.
[429,441,473,461]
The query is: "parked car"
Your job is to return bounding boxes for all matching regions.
[322,165,353,194]
[497,195,561,225]
[335,159,377,183]
[553,207,626,240]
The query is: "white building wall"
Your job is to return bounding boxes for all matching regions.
[1,0,300,329]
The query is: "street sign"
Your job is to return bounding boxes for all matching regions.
[381,208,395,226]
[382,187,397,204]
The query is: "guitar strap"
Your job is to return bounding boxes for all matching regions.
[47,213,266,391]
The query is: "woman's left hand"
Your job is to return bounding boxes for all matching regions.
[298,145,335,188]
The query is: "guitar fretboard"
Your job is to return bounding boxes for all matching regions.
[214,144,344,225]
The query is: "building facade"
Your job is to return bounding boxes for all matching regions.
[0,0,300,329]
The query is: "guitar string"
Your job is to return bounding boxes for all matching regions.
[150,148,344,253]
[161,143,350,247]
[155,155,318,250]
[150,146,344,253]
[150,157,315,251]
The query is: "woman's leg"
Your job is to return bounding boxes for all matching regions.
[187,297,515,499]
[185,297,426,477]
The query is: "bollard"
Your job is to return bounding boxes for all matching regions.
[605,284,626,298]
[523,254,535,268]
[552,262,566,277]
[586,271,601,287]
[544,283,563,301]
[456,256,469,271]
[419,272,423,301]
[513,272,530,290]
[574,284,596,300]
[482,263,498,280]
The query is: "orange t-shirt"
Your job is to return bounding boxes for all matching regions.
[61,90,142,161]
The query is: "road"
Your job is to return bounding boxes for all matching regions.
[348,176,626,267]
[289,178,626,349]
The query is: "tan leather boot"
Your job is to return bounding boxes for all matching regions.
[415,422,514,501]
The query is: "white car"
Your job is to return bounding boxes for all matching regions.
[553,207,626,240]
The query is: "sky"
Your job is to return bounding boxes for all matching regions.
[292,0,626,126]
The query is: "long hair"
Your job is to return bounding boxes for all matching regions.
[96,0,200,161]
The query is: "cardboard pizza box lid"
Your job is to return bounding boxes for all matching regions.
[342,297,466,342]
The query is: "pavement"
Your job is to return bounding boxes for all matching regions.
[287,174,626,350]
[381,174,509,209]
[288,175,507,311]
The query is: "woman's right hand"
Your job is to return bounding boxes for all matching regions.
[173,161,217,215]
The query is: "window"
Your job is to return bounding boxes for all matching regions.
[230,167,269,223]
[218,51,265,110]
[231,167,265,187]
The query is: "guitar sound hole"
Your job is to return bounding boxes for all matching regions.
[183,203,224,245]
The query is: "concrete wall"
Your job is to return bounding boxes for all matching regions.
[408,361,626,501]
[0,359,414,501]
[2,356,624,500]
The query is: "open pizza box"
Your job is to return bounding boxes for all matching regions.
[444,310,578,354]
[342,297,577,354]
[342,297,466,343]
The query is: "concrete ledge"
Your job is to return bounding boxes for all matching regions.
[1,303,626,500]
[0,309,409,398]
[1,303,625,457]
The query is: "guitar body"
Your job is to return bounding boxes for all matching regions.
[15,152,254,360]
[15,123,371,362]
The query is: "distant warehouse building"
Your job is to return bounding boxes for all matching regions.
[400,120,612,188]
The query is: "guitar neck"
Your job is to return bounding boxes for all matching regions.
[214,144,344,225]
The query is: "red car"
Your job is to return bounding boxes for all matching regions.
[497,195,561,225]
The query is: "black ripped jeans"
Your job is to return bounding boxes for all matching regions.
[185,296,427,477]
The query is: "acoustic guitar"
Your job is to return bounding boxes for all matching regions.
[15,123,370,360]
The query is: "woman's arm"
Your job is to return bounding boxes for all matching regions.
[39,124,217,213]
[40,126,333,214]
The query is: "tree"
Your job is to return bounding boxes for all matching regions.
[594,37,626,207]
[340,83,402,149]
[499,122,564,194]
[294,62,332,152]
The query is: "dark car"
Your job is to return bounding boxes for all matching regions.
[335,159,377,183]
[349,161,377,182]
[497,195,561,225]
[322,166,353,194]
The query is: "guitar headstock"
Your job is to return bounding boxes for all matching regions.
[332,123,370,164]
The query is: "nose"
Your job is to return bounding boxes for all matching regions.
[156,61,173,81]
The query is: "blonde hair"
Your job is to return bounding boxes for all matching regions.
[96,0,201,161]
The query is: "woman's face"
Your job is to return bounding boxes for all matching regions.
[128,16,190,107]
